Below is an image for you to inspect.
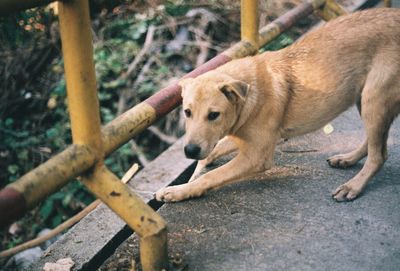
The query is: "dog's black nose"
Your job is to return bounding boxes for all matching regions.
[184,144,201,159]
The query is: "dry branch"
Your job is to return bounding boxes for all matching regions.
[117,56,156,115]
[130,140,150,166]
[147,126,178,145]
[125,25,156,79]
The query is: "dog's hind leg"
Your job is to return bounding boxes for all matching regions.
[188,136,237,182]
[333,77,398,201]
[327,101,368,168]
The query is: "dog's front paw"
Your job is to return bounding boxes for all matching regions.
[155,184,193,202]
[332,183,361,202]
[327,154,357,168]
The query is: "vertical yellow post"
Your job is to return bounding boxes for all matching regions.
[384,0,392,7]
[241,0,259,49]
[58,0,102,157]
[58,1,168,270]
[317,0,347,21]
[326,0,347,16]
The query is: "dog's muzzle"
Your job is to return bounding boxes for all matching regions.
[184,144,201,159]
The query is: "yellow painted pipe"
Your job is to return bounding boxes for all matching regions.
[258,0,326,48]
[310,0,327,9]
[58,1,168,269]
[241,0,259,48]
[140,228,168,271]
[8,144,96,209]
[384,0,391,7]
[326,0,348,15]
[102,103,157,156]
[317,0,348,21]
[58,0,103,158]
[80,166,168,271]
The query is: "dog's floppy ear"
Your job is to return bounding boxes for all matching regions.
[178,78,195,98]
[219,80,250,103]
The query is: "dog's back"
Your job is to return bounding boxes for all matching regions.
[274,8,400,137]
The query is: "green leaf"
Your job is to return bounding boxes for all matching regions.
[17,149,29,161]
[7,164,19,175]
[46,127,58,138]
[51,215,63,228]
[39,200,54,221]
[5,118,14,127]
[157,65,169,74]
[50,191,66,200]
[103,78,126,89]
[7,237,22,249]
[165,4,190,16]
[62,193,73,207]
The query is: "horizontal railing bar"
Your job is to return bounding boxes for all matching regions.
[0,144,96,226]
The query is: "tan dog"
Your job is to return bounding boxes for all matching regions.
[155,8,400,202]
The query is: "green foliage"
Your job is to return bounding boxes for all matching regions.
[38,181,95,228]
[0,78,70,183]
[0,8,53,49]
[6,236,23,249]
[259,33,294,52]
[94,38,138,94]
[165,3,191,16]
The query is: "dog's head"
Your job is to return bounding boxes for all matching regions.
[179,72,250,160]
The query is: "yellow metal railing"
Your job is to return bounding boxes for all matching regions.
[241,0,259,48]
[384,0,392,7]
[0,0,383,269]
[60,0,168,270]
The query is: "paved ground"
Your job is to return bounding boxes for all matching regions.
[154,107,400,271]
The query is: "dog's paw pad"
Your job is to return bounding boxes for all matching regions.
[155,186,188,202]
[332,184,360,202]
[327,155,352,168]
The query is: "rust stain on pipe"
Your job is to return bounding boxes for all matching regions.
[0,188,27,227]
[0,144,96,228]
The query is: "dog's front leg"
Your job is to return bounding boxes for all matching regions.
[188,136,238,182]
[155,138,276,202]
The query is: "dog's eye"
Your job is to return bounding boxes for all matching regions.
[208,112,220,121]
[184,109,192,118]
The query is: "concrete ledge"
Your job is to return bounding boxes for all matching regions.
[31,138,195,270]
